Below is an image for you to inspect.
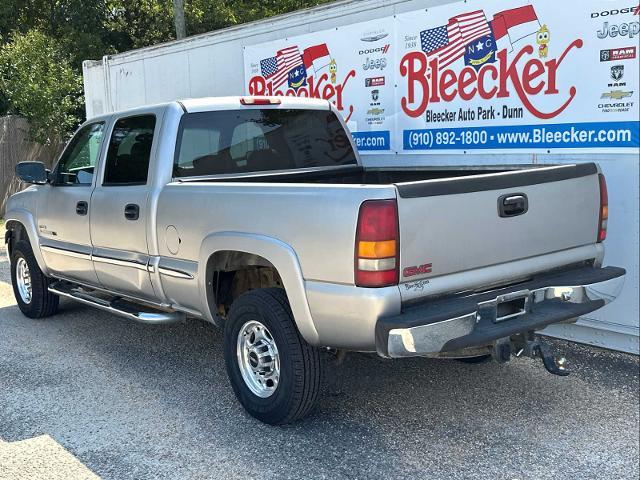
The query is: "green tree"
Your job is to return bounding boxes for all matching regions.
[185,0,334,37]
[0,0,336,141]
[104,1,175,52]
[1,1,112,69]
[0,30,84,143]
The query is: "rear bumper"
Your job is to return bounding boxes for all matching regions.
[376,266,626,358]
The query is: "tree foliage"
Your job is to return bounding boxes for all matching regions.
[0,0,335,140]
[0,30,83,143]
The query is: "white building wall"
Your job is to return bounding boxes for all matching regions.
[82,0,639,354]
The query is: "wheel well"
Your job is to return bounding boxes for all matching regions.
[205,251,284,322]
[4,220,28,255]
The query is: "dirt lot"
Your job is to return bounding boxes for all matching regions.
[0,243,638,479]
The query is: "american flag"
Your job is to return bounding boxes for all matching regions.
[260,46,304,89]
[420,10,492,68]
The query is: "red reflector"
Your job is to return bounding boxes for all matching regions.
[240,97,281,105]
[355,199,399,287]
[598,228,607,242]
[598,174,608,242]
[356,269,399,287]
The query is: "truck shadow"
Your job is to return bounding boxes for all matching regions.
[0,300,638,479]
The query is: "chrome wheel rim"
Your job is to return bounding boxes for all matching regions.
[237,320,280,398]
[16,257,32,304]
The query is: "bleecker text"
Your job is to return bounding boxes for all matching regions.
[248,70,357,121]
[400,40,583,120]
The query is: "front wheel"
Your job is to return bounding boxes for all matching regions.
[223,288,323,425]
[10,240,59,318]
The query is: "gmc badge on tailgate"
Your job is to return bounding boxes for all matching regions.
[403,263,433,278]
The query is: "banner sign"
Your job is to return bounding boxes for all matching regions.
[243,0,640,154]
[244,18,397,151]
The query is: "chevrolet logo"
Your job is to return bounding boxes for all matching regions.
[601,90,634,100]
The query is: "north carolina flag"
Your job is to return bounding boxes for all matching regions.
[420,10,493,69]
[260,46,304,89]
[302,43,331,73]
[490,5,541,51]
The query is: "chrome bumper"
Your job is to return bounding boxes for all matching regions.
[376,266,626,358]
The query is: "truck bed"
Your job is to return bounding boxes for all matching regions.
[169,162,601,299]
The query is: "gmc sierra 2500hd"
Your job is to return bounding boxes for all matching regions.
[5,96,625,424]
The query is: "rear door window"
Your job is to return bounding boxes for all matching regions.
[173,109,357,177]
[103,115,156,185]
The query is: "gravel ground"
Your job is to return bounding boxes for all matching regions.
[0,243,638,479]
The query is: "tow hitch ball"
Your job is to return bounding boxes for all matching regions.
[531,341,570,376]
[493,335,570,376]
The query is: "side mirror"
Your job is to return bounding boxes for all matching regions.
[15,161,49,184]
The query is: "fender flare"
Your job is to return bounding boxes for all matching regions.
[198,231,320,346]
[4,208,49,275]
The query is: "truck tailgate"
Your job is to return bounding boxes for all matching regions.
[395,164,601,297]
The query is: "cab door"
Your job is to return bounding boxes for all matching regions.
[89,113,159,301]
[37,121,106,285]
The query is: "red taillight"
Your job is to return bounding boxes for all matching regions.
[598,174,608,242]
[355,199,399,287]
[239,97,281,105]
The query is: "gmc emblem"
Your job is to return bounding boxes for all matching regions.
[403,263,433,277]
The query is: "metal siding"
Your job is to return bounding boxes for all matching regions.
[109,59,147,112]
[81,61,106,117]
[143,53,191,104]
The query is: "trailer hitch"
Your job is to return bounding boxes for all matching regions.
[493,334,570,376]
[533,340,570,376]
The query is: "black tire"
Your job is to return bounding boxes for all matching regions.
[224,288,323,425]
[457,354,492,364]
[10,240,59,318]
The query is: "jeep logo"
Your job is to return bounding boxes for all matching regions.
[597,21,640,39]
[362,57,388,71]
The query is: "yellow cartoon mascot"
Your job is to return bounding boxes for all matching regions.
[536,25,550,58]
[329,59,337,84]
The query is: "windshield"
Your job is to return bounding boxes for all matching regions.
[173,108,357,177]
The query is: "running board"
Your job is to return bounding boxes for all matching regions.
[48,282,186,325]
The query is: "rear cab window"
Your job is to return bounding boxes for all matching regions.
[173,109,357,177]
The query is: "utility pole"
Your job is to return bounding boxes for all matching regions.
[173,0,187,40]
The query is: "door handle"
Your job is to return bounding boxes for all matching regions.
[498,193,528,217]
[76,201,88,216]
[124,203,140,221]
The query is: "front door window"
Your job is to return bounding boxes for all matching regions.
[54,122,105,185]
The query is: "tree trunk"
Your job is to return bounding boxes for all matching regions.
[173,0,187,40]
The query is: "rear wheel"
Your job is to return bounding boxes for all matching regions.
[10,240,59,318]
[224,288,323,425]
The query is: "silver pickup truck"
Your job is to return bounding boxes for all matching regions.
[5,96,625,424]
